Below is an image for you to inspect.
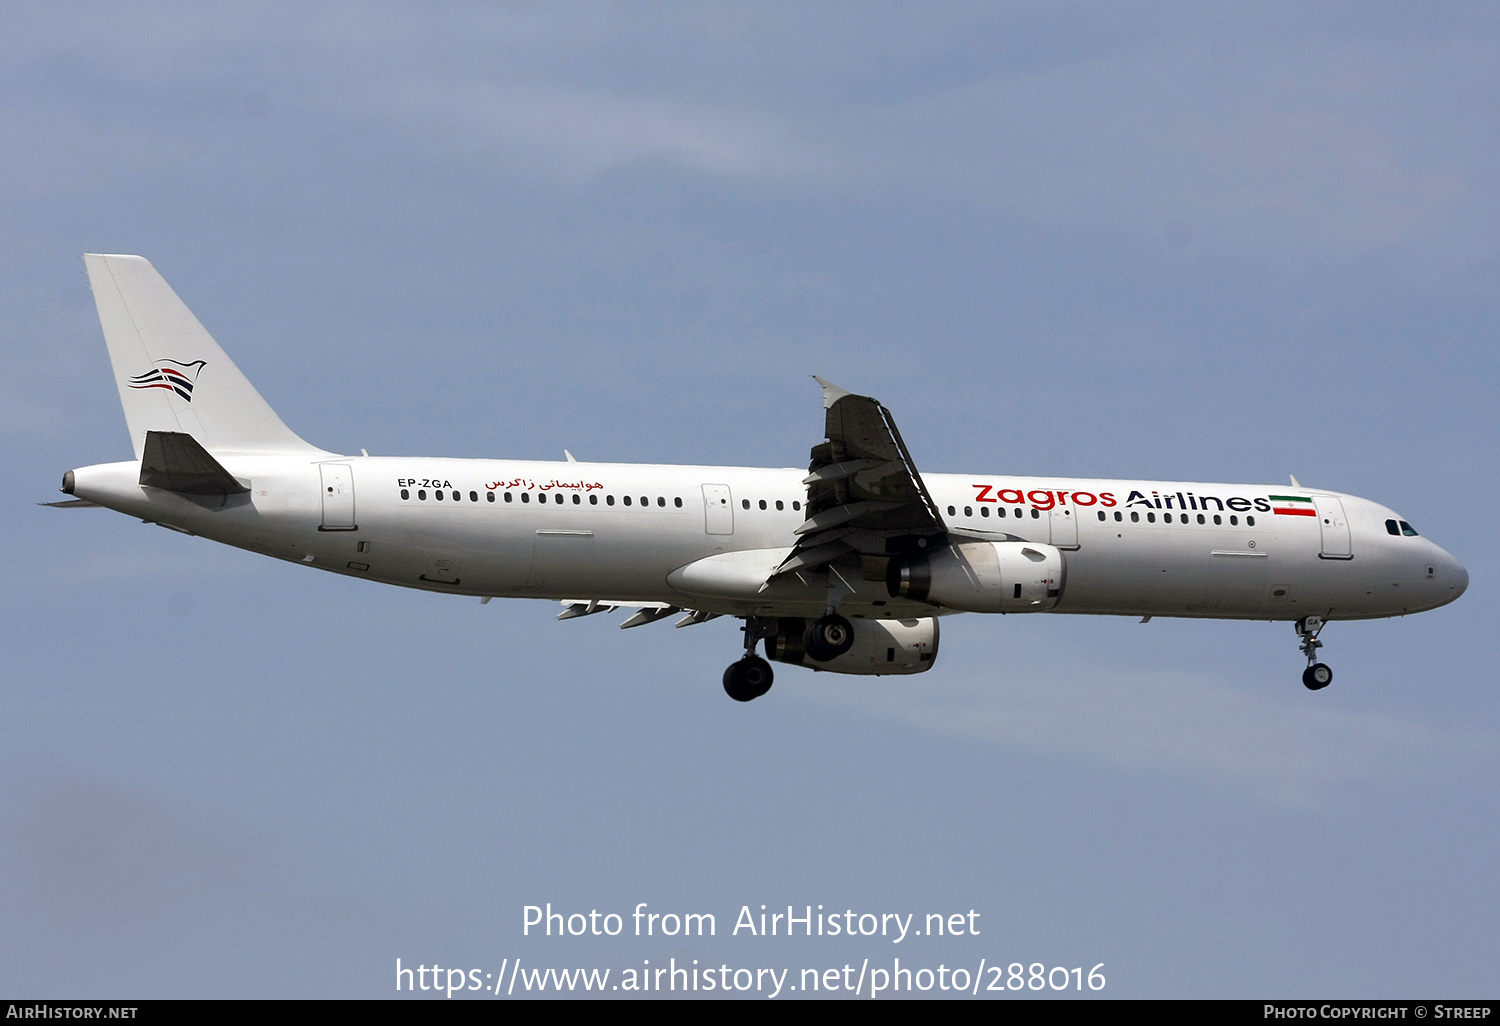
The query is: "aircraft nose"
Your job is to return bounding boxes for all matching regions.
[1452,557,1469,600]
[1434,546,1469,604]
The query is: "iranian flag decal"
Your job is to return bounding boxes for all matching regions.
[1269,495,1316,516]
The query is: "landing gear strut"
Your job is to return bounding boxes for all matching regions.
[1296,616,1333,691]
[723,617,774,702]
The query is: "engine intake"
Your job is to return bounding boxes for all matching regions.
[764,617,939,675]
[887,541,1065,613]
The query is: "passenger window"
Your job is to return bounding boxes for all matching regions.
[606,495,615,506]
[1246,515,1255,527]
[1164,513,1173,523]
[590,494,598,505]
[792,501,801,510]
[775,500,784,511]
[1386,519,1400,536]
[486,491,495,503]
[743,499,750,510]
[505,492,513,503]
[521,492,529,503]
[640,497,648,507]
[1031,508,1040,519]
[1197,514,1205,524]
[452,491,460,501]
[573,494,581,504]
[435,490,444,501]
[1229,515,1237,525]
[981,506,990,518]
[997,507,1006,518]
[1400,521,1418,536]
[964,506,972,517]
[624,495,632,506]
[1130,511,1139,522]
[658,497,665,507]
[470,491,478,502]
[947,505,956,516]
[1097,511,1106,521]
[400,489,409,500]
[1213,514,1220,525]
[1146,512,1155,523]
[759,500,767,510]
[1114,511,1122,522]
[418,489,427,500]
[675,497,683,508]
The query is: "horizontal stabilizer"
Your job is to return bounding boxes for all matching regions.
[139,430,249,497]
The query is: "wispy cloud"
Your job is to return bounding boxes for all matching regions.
[2,776,384,935]
[5,5,1495,261]
[340,76,823,184]
[829,32,1497,263]
[800,660,1489,807]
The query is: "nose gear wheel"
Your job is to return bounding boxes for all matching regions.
[1295,616,1333,691]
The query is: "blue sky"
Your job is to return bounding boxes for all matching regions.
[2,2,1496,997]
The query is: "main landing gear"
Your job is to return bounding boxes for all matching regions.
[722,612,858,702]
[1296,616,1333,691]
[723,617,774,702]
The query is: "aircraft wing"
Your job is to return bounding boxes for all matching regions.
[775,378,948,575]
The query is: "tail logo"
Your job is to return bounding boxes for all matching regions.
[128,360,206,402]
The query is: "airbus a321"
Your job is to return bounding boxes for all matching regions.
[53,255,1468,701]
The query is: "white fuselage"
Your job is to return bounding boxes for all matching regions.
[68,453,1468,624]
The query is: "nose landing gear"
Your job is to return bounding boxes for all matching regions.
[723,617,774,702]
[1296,616,1333,690]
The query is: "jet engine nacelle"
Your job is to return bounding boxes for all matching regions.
[887,540,1065,613]
[764,617,939,675]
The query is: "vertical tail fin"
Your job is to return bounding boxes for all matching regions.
[84,254,323,458]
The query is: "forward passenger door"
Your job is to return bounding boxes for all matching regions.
[1313,495,1352,559]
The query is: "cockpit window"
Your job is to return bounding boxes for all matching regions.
[1386,519,1400,536]
[1400,520,1419,537]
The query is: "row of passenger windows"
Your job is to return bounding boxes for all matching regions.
[743,499,802,511]
[944,503,1255,527]
[948,504,1044,519]
[1099,509,1255,526]
[1385,519,1419,536]
[398,488,683,508]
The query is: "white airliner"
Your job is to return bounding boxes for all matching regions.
[54,255,1468,701]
